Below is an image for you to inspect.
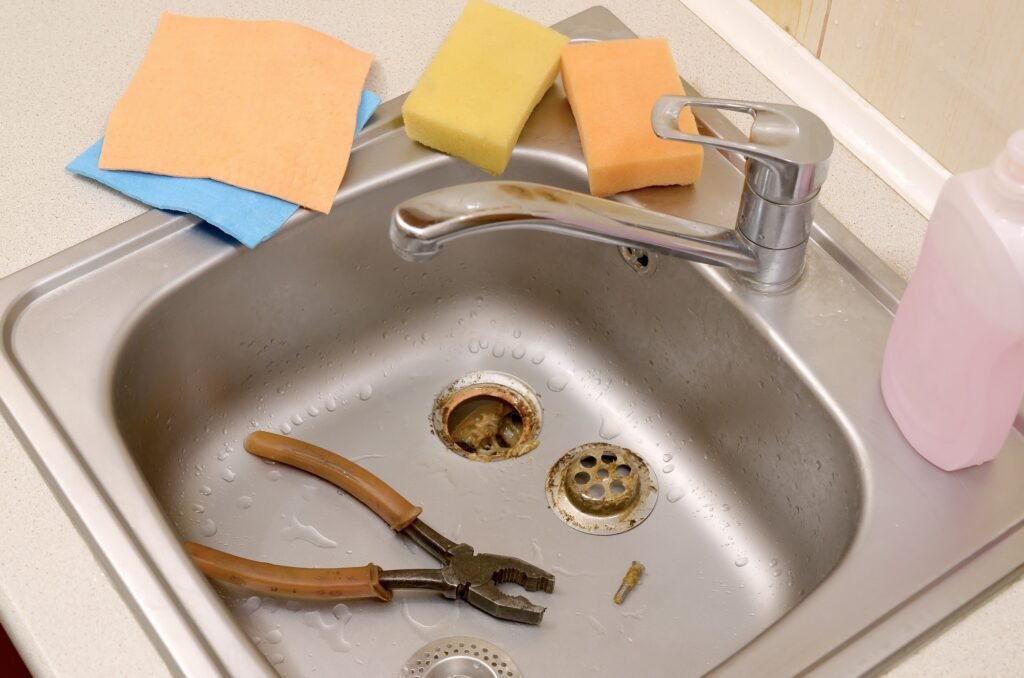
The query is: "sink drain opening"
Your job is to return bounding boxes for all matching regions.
[432,372,542,462]
[400,636,521,677]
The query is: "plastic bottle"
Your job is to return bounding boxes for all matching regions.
[881,130,1024,471]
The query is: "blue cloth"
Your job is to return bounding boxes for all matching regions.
[67,90,381,248]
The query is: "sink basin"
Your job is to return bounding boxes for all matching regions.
[3,7,1024,677]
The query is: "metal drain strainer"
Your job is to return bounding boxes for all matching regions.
[546,443,658,535]
[399,636,521,678]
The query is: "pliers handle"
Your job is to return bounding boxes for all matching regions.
[184,432,553,624]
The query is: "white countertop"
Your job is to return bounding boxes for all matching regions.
[0,1,1020,676]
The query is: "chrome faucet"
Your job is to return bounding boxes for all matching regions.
[390,97,833,289]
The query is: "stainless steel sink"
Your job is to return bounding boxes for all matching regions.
[2,7,1024,677]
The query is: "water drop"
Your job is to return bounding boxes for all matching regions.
[511,346,526,360]
[325,397,338,412]
[722,504,731,512]
[492,341,506,358]
[598,415,621,440]
[282,516,337,548]
[279,421,293,435]
[734,556,749,567]
[307,406,320,418]
[192,503,205,513]
[221,467,236,482]
[266,653,284,666]
[546,373,569,392]
[479,337,490,349]
[265,629,282,644]
[667,488,684,503]
[200,519,217,537]
[241,596,261,615]
[358,384,373,401]
[662,464,675,474]
[236,495,254,509]
[268,469,282,482]
[301,484,317,501]
[199,485,212,496]
[531,353,546,365]
[513,328,522,338]
[662,453,673,462]
[291,413,304,426]
[218,445,233,461]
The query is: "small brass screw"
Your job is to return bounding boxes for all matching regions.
[613,561,645,604]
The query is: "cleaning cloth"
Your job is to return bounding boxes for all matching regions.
[99,13,373,213]
[68,92,380,248]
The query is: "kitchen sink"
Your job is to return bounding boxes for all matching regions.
[3,7,1024,677]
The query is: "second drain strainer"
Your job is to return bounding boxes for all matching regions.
[546,443,658,535]
[400,636,521,678]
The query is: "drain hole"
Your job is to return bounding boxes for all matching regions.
[580,455,597,468]
[615,464,631,477]
[447,395,524,454]
[586,484,605,499]
[601,452,617,464]
[610,480,626,494]
[433,372,542,462]
[574,471,590,485]
[597,468,609,479]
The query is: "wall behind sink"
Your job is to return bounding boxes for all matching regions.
[750,0,1023,173]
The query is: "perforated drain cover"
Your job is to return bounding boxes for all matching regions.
[399,636,521,678]
[546,443,659,535]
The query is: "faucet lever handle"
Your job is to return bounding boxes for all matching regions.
[651,96,833,205]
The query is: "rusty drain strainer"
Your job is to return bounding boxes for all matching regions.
[546,443,658,535]
[399,636,521,678]
[432,371,542,462]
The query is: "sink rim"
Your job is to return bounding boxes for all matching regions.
[1,6,1023,677]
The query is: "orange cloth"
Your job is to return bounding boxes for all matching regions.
[560,39,703,197]
[99,14,372,213]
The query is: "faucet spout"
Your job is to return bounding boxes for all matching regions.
[390,181,759,273]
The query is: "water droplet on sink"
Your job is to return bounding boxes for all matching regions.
[358,384,373,401]
[325,397,338,412]
[199,485,212,496]
[513,328,522,338]
[598,416,621,440]
[662,453,673,462]
[241,596,261,615]
[662,464,675,474]
[266,653,284,666]
[279,422,293,435]
[468,338,480,353]
[667,488,684,503]
[734,556,749,567]
[217,445,232,461]
[236,495,253,509]
[301,607,353,652]
[722,504,731,512]
[268,470,282,482]
[307,406,320,417]
[265,629,282,644]
[301,484,317,501]
[192,503,205,513]
[531,353,546,365]
[221,467,236,482]
[511,346,526,359]
[492,341,506,358]
[282,516,337,548]
[200,519,217,537]
[546,373,569,392]
[291,413,304,426]
[479,337,490,349]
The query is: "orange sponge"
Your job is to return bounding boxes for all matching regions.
[560,39,703,197]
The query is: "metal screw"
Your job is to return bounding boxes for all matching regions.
[613,561,645,604]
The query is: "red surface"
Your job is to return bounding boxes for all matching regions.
[0,623,30,678]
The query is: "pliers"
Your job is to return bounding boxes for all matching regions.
[185,431,555,624]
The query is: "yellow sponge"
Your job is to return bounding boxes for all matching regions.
[561,39,704,197]
[401,0,568,175]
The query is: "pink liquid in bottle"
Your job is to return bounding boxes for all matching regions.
[881,131,1024,470]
